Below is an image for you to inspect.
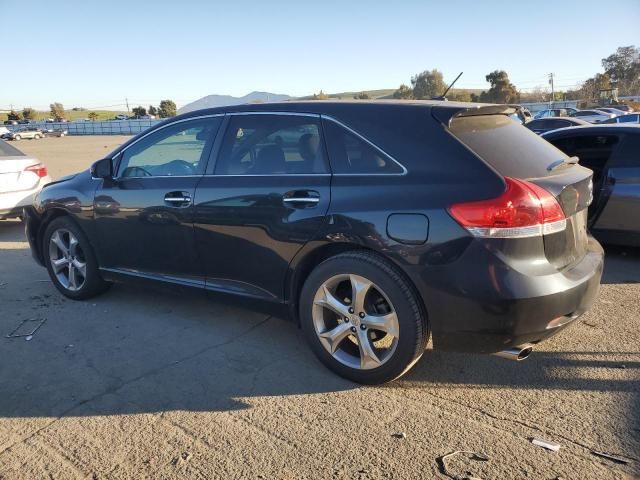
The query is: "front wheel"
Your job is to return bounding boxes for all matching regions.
[13,135,21,141]
[43,216,111,300]
[299,251,429,384]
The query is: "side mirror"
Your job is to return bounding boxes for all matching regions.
[91,158,113,179]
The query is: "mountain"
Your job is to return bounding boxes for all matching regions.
[178,91,292,113]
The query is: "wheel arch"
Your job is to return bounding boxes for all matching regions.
[36,208,81,264]
[286,241,427,327]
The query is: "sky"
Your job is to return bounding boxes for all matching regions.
[2,0,639,110]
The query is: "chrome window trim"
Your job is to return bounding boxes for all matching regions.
[226,111,320,118]
[321,115,408,176]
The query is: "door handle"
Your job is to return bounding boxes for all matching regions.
[283,190,320,208]
[164,191,192,207]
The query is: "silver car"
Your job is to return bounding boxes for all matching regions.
[569,109,614,123]
[9,127,44,141]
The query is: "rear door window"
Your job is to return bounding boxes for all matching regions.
[214,114,327,175]
[323,119,404,174]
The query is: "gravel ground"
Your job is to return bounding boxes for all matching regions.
[0,136,638,479]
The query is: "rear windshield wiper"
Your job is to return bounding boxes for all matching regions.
[547,156,579,172]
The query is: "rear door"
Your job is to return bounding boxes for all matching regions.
[193,113,331,300]
[587,132,640,235]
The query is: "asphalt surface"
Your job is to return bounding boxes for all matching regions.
[0,136,638,479]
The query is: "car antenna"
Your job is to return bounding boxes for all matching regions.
[432,72,463,101]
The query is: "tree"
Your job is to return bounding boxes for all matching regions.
[22,108,36,120]
[311,90,329,100]
[353,92,370,100]
[411,69,447,99]
[448,90,472,102]
[7,110,21,121]
[479,70,519,104]
[158,99,177,118]
[579,73,611,101]
[88,112,99,121]
[132,106,147,117]
[148,105,158,116]
[50,102,65,121]
[392,84,413,99]
[602,45,640,96]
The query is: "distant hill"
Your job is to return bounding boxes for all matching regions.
[178,91,292,113]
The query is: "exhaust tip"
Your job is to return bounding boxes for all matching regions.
[493,344,534,361]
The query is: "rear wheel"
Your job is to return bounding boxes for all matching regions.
[13,135,21,141]
[43,217,111,300]
[300,251,428,384]
[34,134,41,139]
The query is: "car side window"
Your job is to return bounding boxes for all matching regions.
[323,120,404,174]
[214,115,328,175]
[619,115,637,123]
[117,117,221,177]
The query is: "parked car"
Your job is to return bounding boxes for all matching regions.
[525,117,590,134]
[0,126,10,138]
[542,124,640,247]
[595,107,627,116]
[42,128,68,137]
[8,128,44,140]
[4,120,18,126]
[533,107,579,119]
[606,104,633,113]
[24,101,603,384]
[0,140,52,220]
[17,119,32,125]
[569,110,613,123]
[114,114,128,120]
[601,113,640,124]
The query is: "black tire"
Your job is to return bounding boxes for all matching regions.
[43,216,111,300]
[299,251,429,384]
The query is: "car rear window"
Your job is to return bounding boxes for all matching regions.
[448,114,570,178]
[0,140,25,157]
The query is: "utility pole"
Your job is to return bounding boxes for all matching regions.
[125,97,130,113]
[548,73,555,107]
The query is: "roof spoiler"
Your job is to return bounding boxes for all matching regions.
[432,104,523,127]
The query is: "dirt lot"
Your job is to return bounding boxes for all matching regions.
[1,136,639,479]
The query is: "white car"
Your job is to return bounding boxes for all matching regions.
[570,109,614,123]
[0,140,52,220]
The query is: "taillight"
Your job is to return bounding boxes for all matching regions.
[24,163,48,178]
[448,177,566,238]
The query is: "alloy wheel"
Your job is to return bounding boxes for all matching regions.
[312,274,400,370]
[48,229,87,291]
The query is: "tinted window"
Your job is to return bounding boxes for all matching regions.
[619,114,639,123]
[449,114,571,178]
[117,117,221,177]
[574,112,590,117]
[323,120,403,174]
[215,115,327,175]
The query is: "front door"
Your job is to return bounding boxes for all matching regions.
[194,113,331,300]
[93,116,222,283]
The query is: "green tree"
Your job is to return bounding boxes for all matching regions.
[22,108,36,120]
[50,102,65,121]
[7,110,21,121]
[411,69,447,99]
[148,105,158,116]
[448,90,472,102]
[602,45,640,96]
[579,73,612,101]
[353,92,370,100]
[479,71,519,104]
[132,106,147,117]
[158,99,177,118]
[392,84,413,99]
[311,90,329,100]
[88,112,99,121]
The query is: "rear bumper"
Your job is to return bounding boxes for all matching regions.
[411,236,604,354]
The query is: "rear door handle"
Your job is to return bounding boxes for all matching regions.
[164,191,192,207]
[283,190,320,208]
